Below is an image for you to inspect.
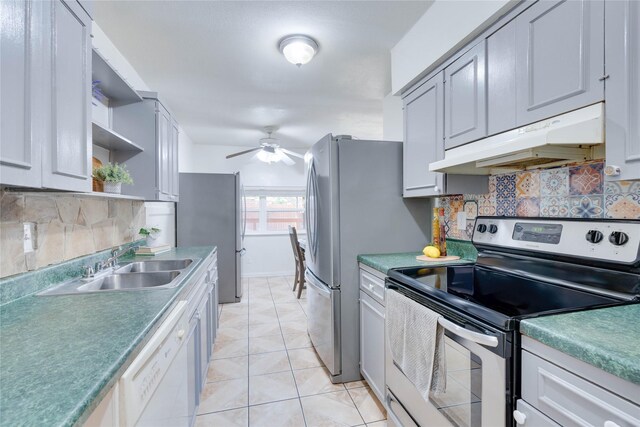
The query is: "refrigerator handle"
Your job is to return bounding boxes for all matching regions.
[241,184,247,241]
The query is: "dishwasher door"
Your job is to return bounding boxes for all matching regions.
[120,301,189,427]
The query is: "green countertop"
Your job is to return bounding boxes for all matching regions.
[520,304,640,385]
[0,246,215,427]
[357,239,477,274]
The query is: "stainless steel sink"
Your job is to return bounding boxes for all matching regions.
[77,272,181,291]
[37,257,201,296]
[115,259,193,273]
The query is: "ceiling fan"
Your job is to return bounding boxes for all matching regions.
[226,127,304,165]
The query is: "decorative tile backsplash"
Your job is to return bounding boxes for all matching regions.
[0,191,146,278]
[439,160,640,240]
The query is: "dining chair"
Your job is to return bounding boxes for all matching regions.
[288,226,306,298]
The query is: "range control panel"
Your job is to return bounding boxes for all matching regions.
[472,217,640,264]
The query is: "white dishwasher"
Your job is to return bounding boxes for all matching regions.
[120,301,189,427]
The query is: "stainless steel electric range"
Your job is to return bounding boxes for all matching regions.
[385,217,640,427]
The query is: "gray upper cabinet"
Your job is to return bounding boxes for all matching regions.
[487,20,517,136]
[171,119,180,200]
[42,0,92,192]
[515,0,604,125]
[403,71,489,198]
[157,104,172,200]
[403,72,444,197]
[112,93,179,201]
[0,0,91,192]
[0,0,43,187]
[444,40,487,149]
[604,0,640,182]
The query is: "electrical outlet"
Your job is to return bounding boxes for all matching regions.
[457,212,467,230]
[23,223,35,253]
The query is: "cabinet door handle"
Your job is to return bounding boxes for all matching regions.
[513,410,526,425]
[177,329,185,339]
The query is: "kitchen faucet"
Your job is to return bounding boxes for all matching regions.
[104,245,136,268]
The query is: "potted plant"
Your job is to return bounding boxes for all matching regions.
[139,226,161,244]
[93,162,133,194]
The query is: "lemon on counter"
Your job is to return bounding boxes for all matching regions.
[423,245,441,258]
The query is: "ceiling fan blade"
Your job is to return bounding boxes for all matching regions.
[279,151,296,166]
[278,148,305,159]
[226,147,261,159]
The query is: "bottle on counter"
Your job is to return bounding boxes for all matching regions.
[432,208,440,249]
[438,207,447,256]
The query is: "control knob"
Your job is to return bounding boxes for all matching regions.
[585,230,604,244]
[488,224,498,234]
[476,224,487,233]
[609,231,629,246]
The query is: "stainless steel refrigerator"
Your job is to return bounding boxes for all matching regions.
[304,134,431,383]
[177,172,245,303]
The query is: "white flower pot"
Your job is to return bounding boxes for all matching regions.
[104,182,122,194]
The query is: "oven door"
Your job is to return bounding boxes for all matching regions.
[385,285,507,427]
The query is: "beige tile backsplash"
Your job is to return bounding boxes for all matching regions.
[0,191,145,278]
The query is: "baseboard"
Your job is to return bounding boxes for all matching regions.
[242,270,295,278]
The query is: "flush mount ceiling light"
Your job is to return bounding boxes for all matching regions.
[279,35,319,67]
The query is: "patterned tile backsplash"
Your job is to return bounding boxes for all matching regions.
[439,160,640,240]
[0,191,146,278]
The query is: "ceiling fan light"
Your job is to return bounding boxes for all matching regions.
[257,148,280,163]
[279,35,318,67]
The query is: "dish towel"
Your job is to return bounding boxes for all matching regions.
[386,290,446,401]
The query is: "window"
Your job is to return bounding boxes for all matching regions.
[244,188,305,234]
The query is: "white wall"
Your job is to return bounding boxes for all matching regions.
[383,93,404,141]
[243,235,297,277]
[179,143,306,188]
[181,143,306,277]
[391,0,516,94]
[144,202,176,247]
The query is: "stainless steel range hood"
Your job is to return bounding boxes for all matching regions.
[430,103,605,175]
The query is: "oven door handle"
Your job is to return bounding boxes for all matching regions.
[438,317,499,348]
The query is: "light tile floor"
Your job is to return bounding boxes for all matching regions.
[196,276,388,427]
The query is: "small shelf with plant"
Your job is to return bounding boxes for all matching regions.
[93,162,134,195]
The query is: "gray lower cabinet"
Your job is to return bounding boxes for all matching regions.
[444,40,487,149]
[514,400,559,427]
[112,92,179,201]
[359,266,386,404]
[515,0,605,125]
[403,72,444,197]
[520,337,640,427]
[0,0,92,192]
[604,0,640,182]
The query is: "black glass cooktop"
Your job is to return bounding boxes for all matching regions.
[387,264,627,331]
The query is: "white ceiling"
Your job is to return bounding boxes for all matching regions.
[94,1,432,149]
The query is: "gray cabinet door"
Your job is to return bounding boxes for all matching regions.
[515,0,604,125]
[0,0,42,187]
[403,72,444,198]
[605,0,640,182]
[157,104,171,200]
[444,40,487,149]
[359,290,385,404]
[42,0,92,192]
[487,19,517,136]
[170,119,180,201]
